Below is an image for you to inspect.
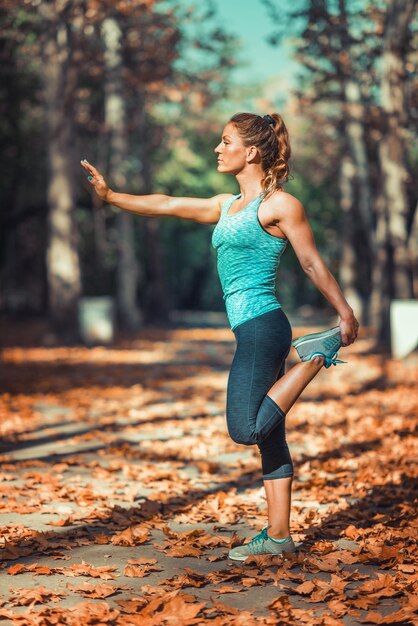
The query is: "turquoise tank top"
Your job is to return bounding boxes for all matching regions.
[211,192,288,330]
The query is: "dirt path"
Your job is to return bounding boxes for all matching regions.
[0,325,417,625]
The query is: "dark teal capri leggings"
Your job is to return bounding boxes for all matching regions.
[226,307,294,480]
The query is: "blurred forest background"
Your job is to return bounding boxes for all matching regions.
[0,0,417,348]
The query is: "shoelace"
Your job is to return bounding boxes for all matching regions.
[248,528,268,553]
[304,351,348,368]
[323,352,348,368]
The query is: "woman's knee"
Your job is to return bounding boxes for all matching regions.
[226,419,257,446]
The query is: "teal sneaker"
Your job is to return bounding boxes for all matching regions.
[292,326,347,369]
[228,528,296,562]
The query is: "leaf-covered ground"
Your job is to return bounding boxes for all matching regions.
[0,321,417,625]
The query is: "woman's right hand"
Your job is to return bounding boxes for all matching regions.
[80,159,111,201]
[339,313,360,347]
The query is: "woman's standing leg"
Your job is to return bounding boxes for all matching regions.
[264,476,293,539]
[258,357,326,540]
[257,359,294,540]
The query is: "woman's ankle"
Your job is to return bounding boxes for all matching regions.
[267,525,290,540]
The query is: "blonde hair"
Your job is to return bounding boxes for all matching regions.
[229,112,291,195]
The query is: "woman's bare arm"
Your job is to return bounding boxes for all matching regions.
[80,159,232,224]
[106,191,231,224]
[273,192,359,346]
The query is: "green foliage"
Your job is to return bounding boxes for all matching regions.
[2,0,389,320]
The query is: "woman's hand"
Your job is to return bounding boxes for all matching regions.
[80,159,111,201]
[339,314,360,347]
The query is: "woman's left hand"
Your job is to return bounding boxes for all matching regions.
[80,159,111,201]
[339,315,360,346]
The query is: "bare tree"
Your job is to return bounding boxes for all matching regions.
[39,0,81,337]
[377,0,416,299]
[102,16,142,330]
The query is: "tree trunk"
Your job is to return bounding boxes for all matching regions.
[408,201,418,298]
[340,86,374,325]
[370,0,416,348]
[338,0,374,325]
[40,6,81,336]
[338,153,364,320]
[102,17,142,330]
[342,81,373,236]
[378,0,416,300]
[136,109,170,324]
[370,192,391,348]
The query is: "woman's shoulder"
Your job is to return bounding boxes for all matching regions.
[216,192,237,211]
[266,189,305,216]
[217,192,237,202]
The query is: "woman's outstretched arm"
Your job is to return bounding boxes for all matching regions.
[80,159,232,225]
[272,192,359,346]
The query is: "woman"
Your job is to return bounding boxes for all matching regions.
[80,112,359,562]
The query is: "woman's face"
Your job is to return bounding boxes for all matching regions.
[214,123,248,174]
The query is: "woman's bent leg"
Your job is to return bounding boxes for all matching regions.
[266,358,325,414]
[226,308,292,446]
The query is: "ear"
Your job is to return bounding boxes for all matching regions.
[246,145,260,163]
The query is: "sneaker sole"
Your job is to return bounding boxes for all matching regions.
[228,552,250,561]
[292,326,341,349]
[228,545,297,561]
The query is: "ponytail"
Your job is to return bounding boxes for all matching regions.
[229,112,291,195]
